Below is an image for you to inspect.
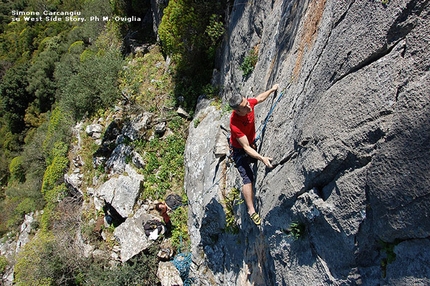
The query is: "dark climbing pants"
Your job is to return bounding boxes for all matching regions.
[231,147,257,185]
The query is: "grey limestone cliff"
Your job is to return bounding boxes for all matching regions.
[184,0,430,285]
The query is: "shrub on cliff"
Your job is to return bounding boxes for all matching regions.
[158,0,226,109]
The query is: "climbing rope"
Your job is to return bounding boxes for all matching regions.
[172,252,192,285]
[172,235,193,285]
[254,84,290,144]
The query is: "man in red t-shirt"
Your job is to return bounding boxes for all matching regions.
[229,84,279,225]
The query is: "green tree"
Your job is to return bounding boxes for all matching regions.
[0,62,33,133]
[57,48,123,119]
[0,20,30,62]
[80,0,114,40]
[21,121,49,180]
[158,0,226,109]
[9,156,25,183]
[0,0,27,33]
[159,0,199,58]
[27,36,65,114]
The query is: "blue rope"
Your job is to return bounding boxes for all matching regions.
[254,86,288,143]
[173,252,192,285]
[171,235,193,285]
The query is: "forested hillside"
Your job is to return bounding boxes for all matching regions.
[0,0,124,238]
[0,0,226,284]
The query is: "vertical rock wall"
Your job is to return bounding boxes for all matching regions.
[185,0,430,285]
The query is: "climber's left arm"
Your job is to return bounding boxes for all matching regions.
[255,84,279,104]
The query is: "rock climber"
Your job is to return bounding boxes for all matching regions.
[228,84,279,225]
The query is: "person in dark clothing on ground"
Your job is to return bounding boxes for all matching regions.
[155,201,172,235]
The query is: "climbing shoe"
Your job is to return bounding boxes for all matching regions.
[250,212,261,225]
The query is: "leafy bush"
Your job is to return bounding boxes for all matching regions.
[83,245,160,285]
[380,239,401,277]
[205,14,225,58]
[241,47,259,77]
[42,107,73,163]
[14,231,56,285]
[222,187,242,234]
[15,197,37,217]
[41,141,69,197]
[14,231,90,286]
[142,133,186,200]
[3,180,44,230]
[283,221,305,240]
[170,205,190,250]
[2,198,21,230]
[9,156,25,183]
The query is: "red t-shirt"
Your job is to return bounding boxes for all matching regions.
[230,98,257,149]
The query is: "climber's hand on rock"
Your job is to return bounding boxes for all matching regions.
[262,157,273,168]
[271,84,279,93]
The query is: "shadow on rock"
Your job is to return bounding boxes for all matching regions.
[103,199,126,227]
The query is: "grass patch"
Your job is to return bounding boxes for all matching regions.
[170,205,190,251]
[0,255,8,274]
[119,46,175,113]
[140,133,186,200]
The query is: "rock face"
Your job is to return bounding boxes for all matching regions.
[185,0,430,285]
[114,208,154,262]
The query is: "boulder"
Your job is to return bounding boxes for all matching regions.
[0,237,15,286]
[157,247,174,261]
[105,144,133,175]
[177,107,191,119]
[113,208,158,262]
[157,261,183,286]
[95,167,143,218]
[131,151,145,170]
[85,123,103,139]
[64,172,83,197]
[154,121,166,135]
[150,0,167,36]
[213,126,230,158]
[16,213,35,253]
[122,112,152,141]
